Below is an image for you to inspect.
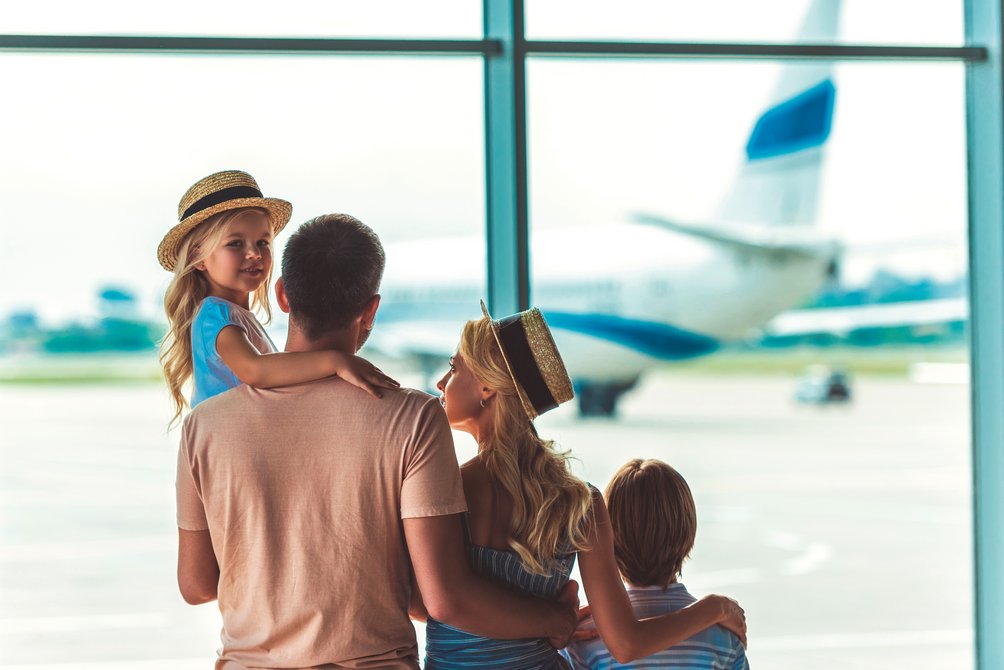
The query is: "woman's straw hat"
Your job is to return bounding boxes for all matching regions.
[480,300,575,420]
[157,170,292,271]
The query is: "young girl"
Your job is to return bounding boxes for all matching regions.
[158,169,397,423]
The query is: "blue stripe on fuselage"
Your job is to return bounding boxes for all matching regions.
[746,79,835,160]
[543,311,719,360]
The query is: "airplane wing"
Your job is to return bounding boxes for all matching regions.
[633,212,840,259]
[763,297,968,337]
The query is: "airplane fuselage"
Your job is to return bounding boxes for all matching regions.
[378,222,836,385]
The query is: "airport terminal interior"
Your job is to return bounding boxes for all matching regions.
[2,1,1003,668]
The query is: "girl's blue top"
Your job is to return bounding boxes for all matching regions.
[190,296,276,407]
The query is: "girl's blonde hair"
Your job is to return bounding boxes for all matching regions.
[458,317,593,574]
[160,207,274,424]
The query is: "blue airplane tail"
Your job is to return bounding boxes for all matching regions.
[718,0,841,228]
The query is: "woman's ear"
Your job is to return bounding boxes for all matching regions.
[481,387,496,404]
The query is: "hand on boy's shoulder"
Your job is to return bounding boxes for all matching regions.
[570,604,599,641]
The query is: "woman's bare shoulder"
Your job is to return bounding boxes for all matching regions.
[460,458,491,505]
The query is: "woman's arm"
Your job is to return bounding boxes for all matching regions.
[216,325,398,397]
[578,491,746,663]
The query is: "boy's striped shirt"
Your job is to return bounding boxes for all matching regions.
[562,583,749,670]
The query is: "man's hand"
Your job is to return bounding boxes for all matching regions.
[548,579,581,649]
[570,604,599,642]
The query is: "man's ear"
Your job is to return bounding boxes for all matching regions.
[275,277,291,314]
[361,294,381,330]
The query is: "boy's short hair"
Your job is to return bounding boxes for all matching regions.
[605,458,697,588]
[281,213,385,339]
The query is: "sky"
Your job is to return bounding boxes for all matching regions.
[0,1,969,324]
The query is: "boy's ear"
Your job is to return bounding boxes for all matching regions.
[275,277,291,314]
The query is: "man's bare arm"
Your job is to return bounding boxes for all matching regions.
[404,514,575,641]
[177,529,219,605]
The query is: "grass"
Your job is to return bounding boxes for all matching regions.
[664,345,968,377]
[0,346,969,384]
[0,354,163,385]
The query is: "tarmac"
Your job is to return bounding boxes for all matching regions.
[0,371,974,669]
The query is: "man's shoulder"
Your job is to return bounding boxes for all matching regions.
[382,385,439,408]
[185,383,441,431]
[183,384,254,429]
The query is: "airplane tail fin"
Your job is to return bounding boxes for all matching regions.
[717,0,841,228]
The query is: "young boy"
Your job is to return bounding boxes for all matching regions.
[564,459,749,669]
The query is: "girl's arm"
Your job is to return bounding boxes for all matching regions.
[216,325,399,398]
[578,490,746,663]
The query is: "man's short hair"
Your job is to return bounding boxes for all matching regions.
[281,213,385,339]
[605,459,697,588]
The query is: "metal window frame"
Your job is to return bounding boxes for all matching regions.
[965,1,1004,668]
[3,5,1001,666]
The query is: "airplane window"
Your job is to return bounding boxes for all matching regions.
[527,56,971,668]
[526,0,963,46]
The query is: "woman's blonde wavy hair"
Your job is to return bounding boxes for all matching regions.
[159,207,274,425]
[458,317,594,574]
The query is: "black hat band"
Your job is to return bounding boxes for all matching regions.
[496,314,558,415]
[181,185,264,221]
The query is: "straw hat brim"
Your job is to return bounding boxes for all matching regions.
[157,197,292,272]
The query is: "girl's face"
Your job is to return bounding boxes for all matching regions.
[436,352,486,432]
[196,212,272,306]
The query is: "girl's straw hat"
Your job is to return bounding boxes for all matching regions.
[157,170,292,271]
[480,300,574,420]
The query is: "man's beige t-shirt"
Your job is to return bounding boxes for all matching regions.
[176,379,467,670]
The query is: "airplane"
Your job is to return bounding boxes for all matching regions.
[369,0,844,416]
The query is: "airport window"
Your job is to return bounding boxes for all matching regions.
[0,1,997,668]
[528,57,971,668]
[0,51,484,663]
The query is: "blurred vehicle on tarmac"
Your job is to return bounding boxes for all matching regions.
[795,365,852,404]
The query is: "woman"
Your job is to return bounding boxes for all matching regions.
[416,302,746,669]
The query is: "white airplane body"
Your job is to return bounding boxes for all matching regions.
[371,0,851,414]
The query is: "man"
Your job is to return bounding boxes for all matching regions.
[176,213,576,669]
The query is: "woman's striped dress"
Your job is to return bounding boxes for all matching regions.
[424,542,576,670]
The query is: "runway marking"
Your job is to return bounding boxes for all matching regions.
[757,628,972,651]
[764,530,833,576]
[0,613,169,633]
[781,542,832,576]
